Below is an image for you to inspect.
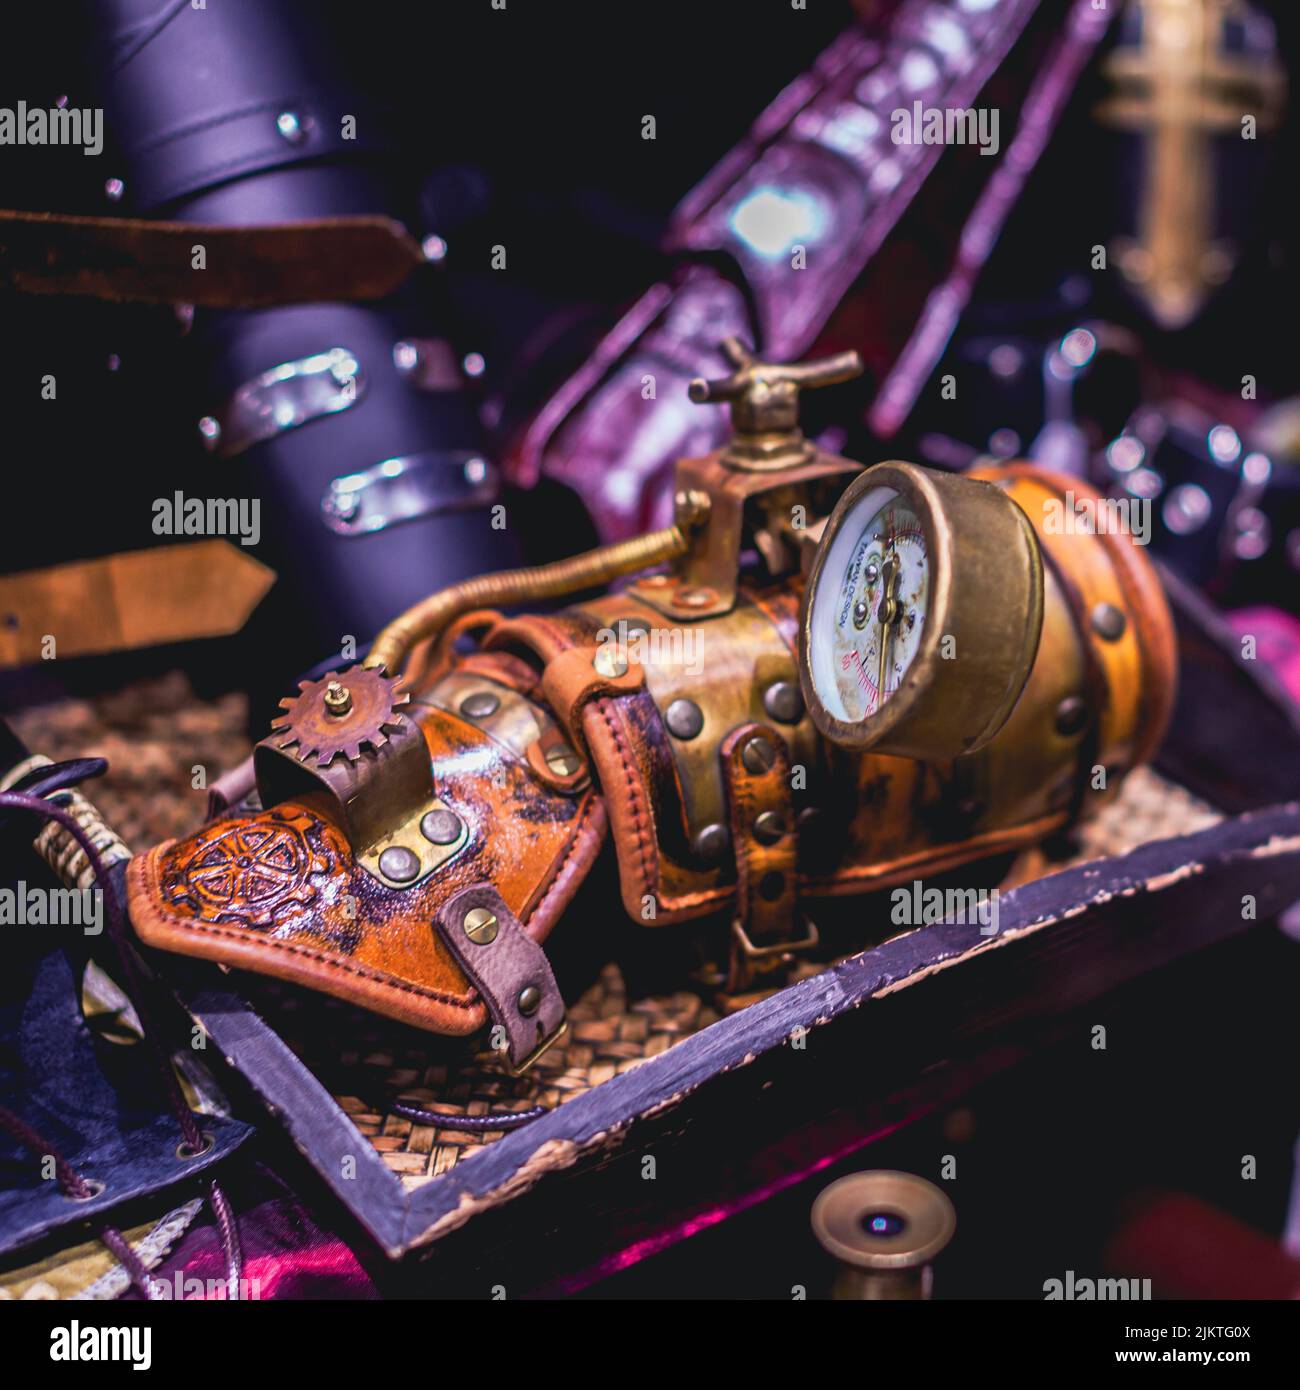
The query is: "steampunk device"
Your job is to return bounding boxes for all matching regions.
[119,342,1176,1074]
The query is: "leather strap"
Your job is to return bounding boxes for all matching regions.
[434,884,566,1074]
[539,645,645,756]
[719,722,808,992]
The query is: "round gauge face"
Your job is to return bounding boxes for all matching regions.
[807,486,931,725]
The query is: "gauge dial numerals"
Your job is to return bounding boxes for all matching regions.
[816,490,930,723]
[802,462,1044,759]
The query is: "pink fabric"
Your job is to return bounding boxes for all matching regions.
[128,1165,377,1301]
[1229,606,1300,708]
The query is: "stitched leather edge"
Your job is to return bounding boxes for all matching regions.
[126,793,607,1036]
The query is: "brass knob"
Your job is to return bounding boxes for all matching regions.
[811,1170,955,1300]
[688,338,863,471]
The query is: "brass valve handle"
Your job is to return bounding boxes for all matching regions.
[688,338,863,471]
[688,337,863,437]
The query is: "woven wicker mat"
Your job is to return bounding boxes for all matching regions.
[12,673,1222,1189]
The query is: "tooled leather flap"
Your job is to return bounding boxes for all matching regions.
[126,701,606,1037]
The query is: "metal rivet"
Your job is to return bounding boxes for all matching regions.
[1091,602,1126,642]
[545,748,582,777]
[665,698,704,740]
[176,1132,214,1161]
[517,984,541,1016]
[753,810,786,845]
[692,822,730,864]
[1054,696,1089,738]
[853,600,870,629]
[463,906,498,945]
[378,846,421,883]
[420,809,462,845]
[741,735,777,775]
[763,681,803,724]
[460,691,500,719]
[593,645,628,678]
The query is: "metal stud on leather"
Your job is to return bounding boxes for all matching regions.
[434,884,566,1073]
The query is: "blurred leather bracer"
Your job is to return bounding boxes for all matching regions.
[127,388,1175,1064]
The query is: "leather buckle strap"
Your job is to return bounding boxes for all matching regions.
[434,884,567,1075]
[718,721,810,992]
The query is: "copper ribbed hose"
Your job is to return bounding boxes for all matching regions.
[364,525,690,676]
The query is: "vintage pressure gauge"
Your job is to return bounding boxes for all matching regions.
[800,461,1044,761]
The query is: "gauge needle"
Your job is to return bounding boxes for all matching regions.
[876,553,898,708]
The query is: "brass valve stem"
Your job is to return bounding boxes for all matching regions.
[365,525,691,677]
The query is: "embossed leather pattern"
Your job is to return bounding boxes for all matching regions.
[128,701,606,1035]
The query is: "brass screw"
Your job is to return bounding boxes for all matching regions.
[323,680,353,717]
[463,906,498,945]
[741,735,777,775]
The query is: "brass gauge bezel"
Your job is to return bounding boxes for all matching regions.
[799,461,1044,760]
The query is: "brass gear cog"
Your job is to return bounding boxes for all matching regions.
[269,665,410,765]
